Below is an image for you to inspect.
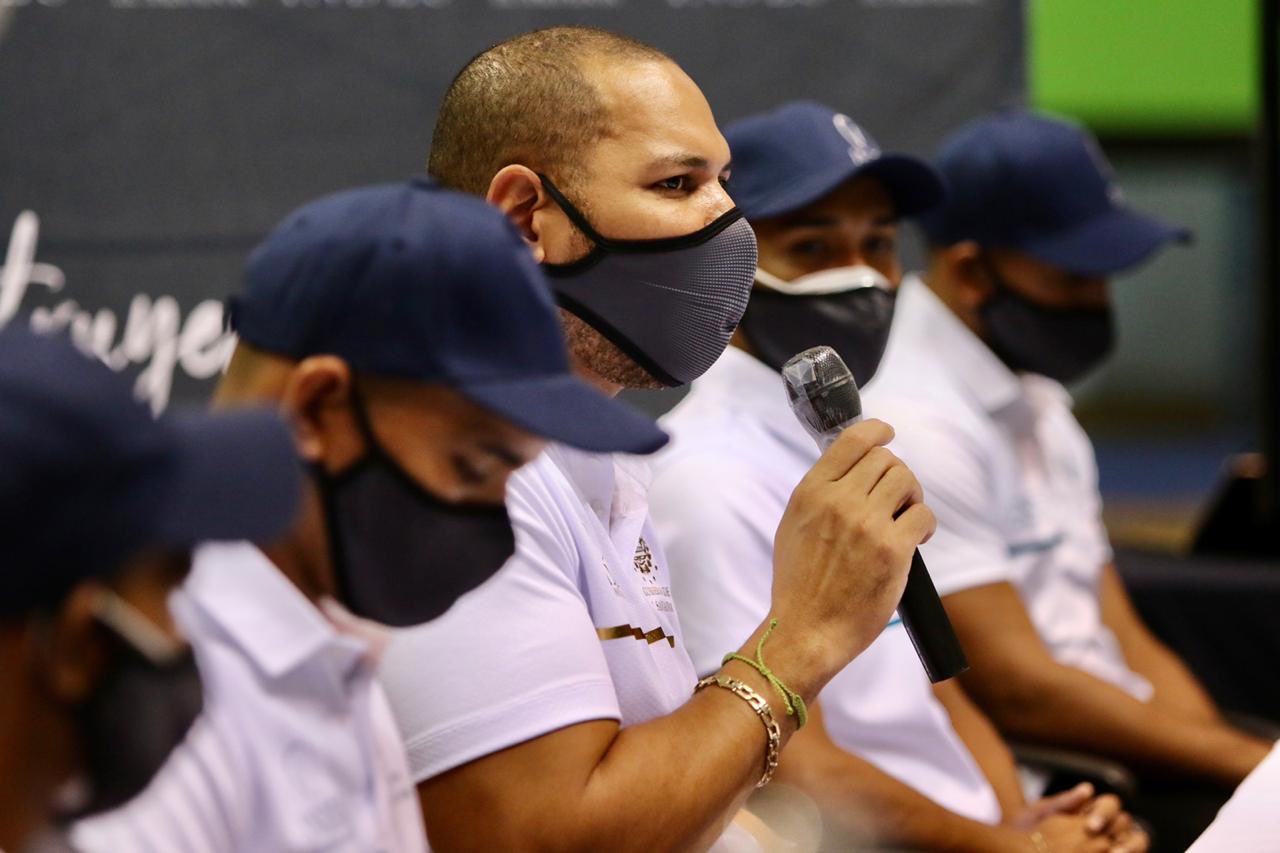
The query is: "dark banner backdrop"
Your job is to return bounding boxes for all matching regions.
[0,0,1023,413]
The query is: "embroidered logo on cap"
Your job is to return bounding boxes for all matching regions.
[833,114,880,165]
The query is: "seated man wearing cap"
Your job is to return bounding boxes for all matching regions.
[72,180,664,852]
[652,101,1144,853]
[863,110,1274,850]
[0,326,299,853]
[379,28,935,851]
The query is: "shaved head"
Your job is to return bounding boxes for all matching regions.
[428,26,670,195]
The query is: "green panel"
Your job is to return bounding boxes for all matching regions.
[1030,0,1259,135]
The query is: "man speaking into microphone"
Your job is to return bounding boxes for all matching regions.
[378,27,935,851]
[650,101,1143,853]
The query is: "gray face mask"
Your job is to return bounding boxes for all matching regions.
[537,174,758,387]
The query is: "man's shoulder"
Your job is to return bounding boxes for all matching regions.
[503,445,596,550]
[652,418,796,517]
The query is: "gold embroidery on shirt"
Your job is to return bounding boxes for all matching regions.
[633,537,656,576]
[596,623,677,648]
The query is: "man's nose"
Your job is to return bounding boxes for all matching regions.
[702,181,736,225]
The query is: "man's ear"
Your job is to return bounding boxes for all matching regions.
[37,583,112,705]
[279,356,359,469]
[487,165,550,263]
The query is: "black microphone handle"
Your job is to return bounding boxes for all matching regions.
[896,548,969,683]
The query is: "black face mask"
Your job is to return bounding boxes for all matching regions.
[980,260,1115,384]
[537,174,758,387]
[739,266,897,388]
[71,598,203,818]
[312,392,517,628]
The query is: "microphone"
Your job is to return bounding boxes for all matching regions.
[782,346,969,683]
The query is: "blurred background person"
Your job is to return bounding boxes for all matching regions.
[379,28,933,852]
[863,110,1273,851]
[73,179,665,853]
[0,325,300,853]
[652,100,1144,853]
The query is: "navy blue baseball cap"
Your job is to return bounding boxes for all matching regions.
[725,101,945,221]
[919,110,1191,276]
[0,326,302,618]
[230,178,666,455]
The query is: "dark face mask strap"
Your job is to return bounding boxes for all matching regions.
[342,382,441,500]
[345,382,391,463]
[535,173,614,249]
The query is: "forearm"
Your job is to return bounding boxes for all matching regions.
[1101,563,1222,724]
[1126,635,1222,723]
[970,661,1269,787]
[776,728,1030,853]
[430,620,834,853]
[934,681,1026,820]
[580,618,845,850]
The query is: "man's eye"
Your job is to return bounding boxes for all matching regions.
[866,235,897,255]
[718,174,731,188]
[654,176,688,192]
[788,239,829,259]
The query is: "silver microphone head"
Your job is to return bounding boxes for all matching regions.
[782,346,863,448]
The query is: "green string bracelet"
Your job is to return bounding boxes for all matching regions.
[723,619,808,729]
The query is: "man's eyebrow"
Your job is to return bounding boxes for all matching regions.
[650,154,731,172]
[781,214,840,229]
[779,213,899,230]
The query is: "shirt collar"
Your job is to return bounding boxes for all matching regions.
[544,443,652,533]
[691,346,817,458]
[181,542,370,684]
[895,275,1025,415]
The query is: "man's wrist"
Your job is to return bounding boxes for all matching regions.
[731,616,836,705]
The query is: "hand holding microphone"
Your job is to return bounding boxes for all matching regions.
[782,346,968,683]
[763,383,936,695]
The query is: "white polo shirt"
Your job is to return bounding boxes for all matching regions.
[72,542,426,853]
[378,442,698,777]
[650,345,1002,825]
[863,276,1152,701]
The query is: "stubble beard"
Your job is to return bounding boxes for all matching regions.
[559,310,665,390]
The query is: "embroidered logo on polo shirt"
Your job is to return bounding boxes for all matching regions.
[634,537,675,613]
[633,538,656,576]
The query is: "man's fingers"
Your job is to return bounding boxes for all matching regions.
[805,419,894,482]
[1036,783,1094,819]
[1109,828,1150,853]
[893,503,937,548]
[1085,795,1122,834]
[868,462,924,517]
[840,446,902,496]
[1107,813,1133,837]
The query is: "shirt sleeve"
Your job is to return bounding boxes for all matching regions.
[649,451,783,678]
[378,467,622,783]
[874,403,1016,597]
